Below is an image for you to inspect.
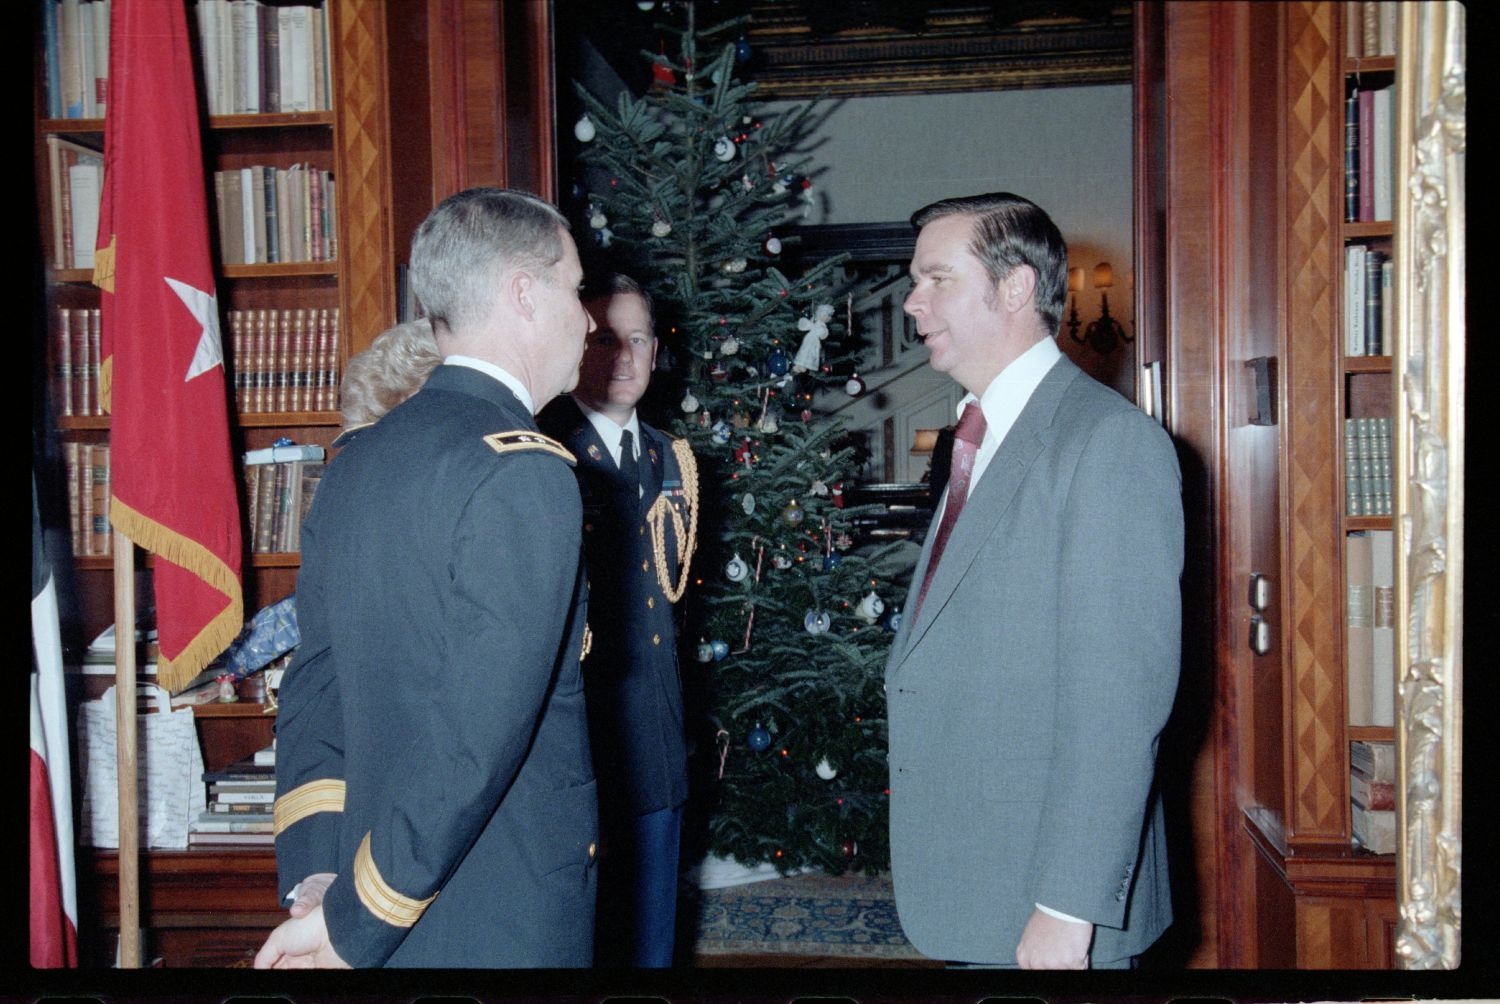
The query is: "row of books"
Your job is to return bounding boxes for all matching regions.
[1343,244,1392,357]
[53,306,102,418]
[191,745,277,847]
[1345,530,1395,729]
[1344,416,1392,517]
[245,453,325,554]
[195,0,334,116]
[45,136,103,271]
[230,307,342,414]
[39,0,110,120]
[213,164,338,266]
[61,439,328,557]
[50,306,342,419]
[1350,740,1395,854]
[1344,1,1399,60]
[1343,85,1395,225]
[64,441,112,557]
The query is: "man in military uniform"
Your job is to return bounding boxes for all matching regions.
[255,188,599,968]
[539,273,697,968]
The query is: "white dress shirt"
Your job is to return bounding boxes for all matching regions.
[574,398,645,498]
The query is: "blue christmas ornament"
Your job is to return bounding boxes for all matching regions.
[735,37,752,62]
[747,725,772,751]
[822,553,842,571]
[881,607,903,634]
[711,638,730,660]
[767,348,790,376]
[712,420,732,444]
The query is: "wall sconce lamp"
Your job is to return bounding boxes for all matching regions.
[910,429,940,456]
[1068,262,1134,354]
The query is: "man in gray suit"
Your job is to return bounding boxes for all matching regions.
[885,192,1183,969]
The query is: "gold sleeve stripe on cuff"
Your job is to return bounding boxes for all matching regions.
[273,779,346,835]
[354,831,437,928]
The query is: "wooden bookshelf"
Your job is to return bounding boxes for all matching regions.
[1234,0,1399,969]
[35,0,395,968]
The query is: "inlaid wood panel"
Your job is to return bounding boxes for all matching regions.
[1281,1,1348,845]
[331,0,396,355]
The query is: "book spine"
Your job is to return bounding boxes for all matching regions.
[59,0,85,118]
[57,307,74,417]
[1363,250,1383,356]
[1378,1,1397,56]
[244,461,261,548]
[91,0,109,115]
[1370,529,1395,727]
[79,440,94,556]
[1380,259,1394,359]
[230,311,246,414]
[254,309,271,413]
[1345,530,1373,726]
[1344,418,1362,516]
[93,443,111,555]
[1344,244,1366,357]
[263,164,280,264]
[1361,0,1379,56]
[1351,767,1396,811]
[44,0,63,118]
[1375,417,1393,516]
[254,460,278,553]
[1356,417,1377,516]
[251,165,268,264]
[240,166,257,264]
[270,460,290,552]
[1343,91,1359,223]
[65,441,83,556]
[1372,85,1393,222]
[1357,88,1374,223]
[88,308,103,415]
[326,309,341,411]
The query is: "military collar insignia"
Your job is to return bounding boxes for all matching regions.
[587,443,603,461]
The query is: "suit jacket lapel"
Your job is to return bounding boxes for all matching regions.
[889,355,1083,670]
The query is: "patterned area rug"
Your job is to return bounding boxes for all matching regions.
[687,871,928,961]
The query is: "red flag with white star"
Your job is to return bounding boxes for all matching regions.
[95,0,242,690]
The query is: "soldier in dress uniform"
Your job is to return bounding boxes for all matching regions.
[255,187,600,968]
[539,273,698,968]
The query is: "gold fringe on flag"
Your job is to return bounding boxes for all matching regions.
[109,496,243,692]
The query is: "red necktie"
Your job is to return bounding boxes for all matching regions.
[913,402,987,622]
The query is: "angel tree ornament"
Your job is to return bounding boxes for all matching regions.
[793,303,833,373]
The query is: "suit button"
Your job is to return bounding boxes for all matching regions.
[642,560,650,572]
[647,597,655,609]
[588,843,597,859]
[652,633,661,645]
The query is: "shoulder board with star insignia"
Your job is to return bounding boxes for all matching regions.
[482,431,576,465]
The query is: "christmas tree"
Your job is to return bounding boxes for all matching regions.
[570,1,907,875]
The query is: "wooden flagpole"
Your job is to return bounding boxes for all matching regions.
[113,529,140,968]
